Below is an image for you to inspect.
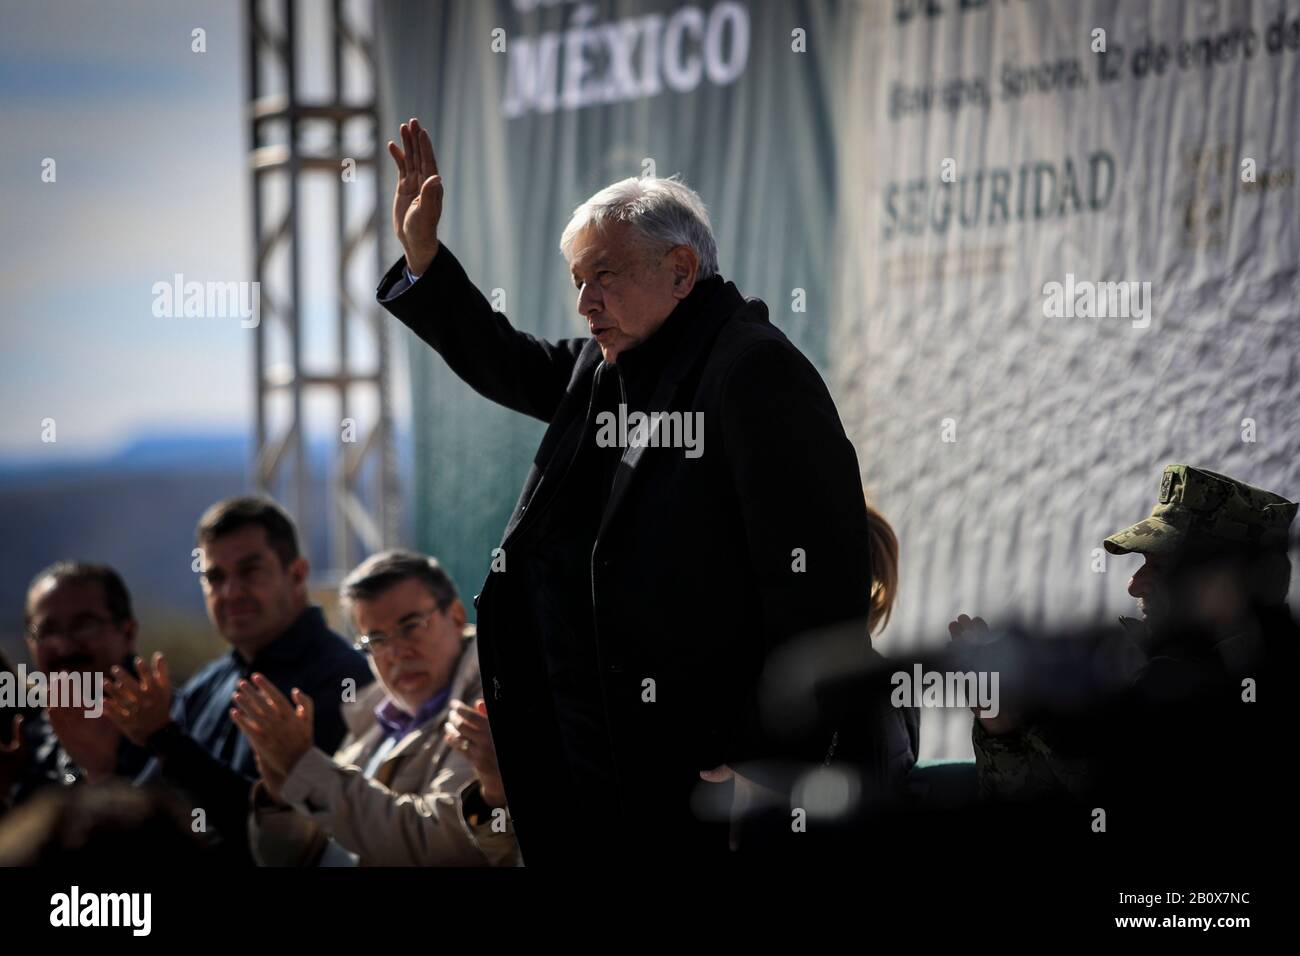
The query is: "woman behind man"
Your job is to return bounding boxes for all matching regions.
[729,495,914,856]
[835,497,916,791]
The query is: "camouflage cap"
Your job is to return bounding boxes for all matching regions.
[1103,465,1297,556]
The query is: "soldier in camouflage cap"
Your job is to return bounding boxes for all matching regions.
[1103,464,1297,559]
[962,464,1297,804]
[1104,465,1296,630]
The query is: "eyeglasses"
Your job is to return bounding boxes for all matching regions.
[28,615,114,644]
[354,608,443,657]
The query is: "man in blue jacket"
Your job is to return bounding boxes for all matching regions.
[105,496,372,862]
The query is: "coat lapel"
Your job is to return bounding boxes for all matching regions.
[501,341,604,545]
[596,281,746,542]
[376,725,429,778]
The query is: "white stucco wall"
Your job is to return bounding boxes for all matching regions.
[832,0,1300,759]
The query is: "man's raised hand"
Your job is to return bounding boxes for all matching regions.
[230,674,314,780]
[104,653,174,746]
[948,614,1018,735]
[443,698,506,807]
[387,117,443,276]
[47,702,121,782]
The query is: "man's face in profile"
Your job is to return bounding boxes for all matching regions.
[1127,552,1174,627]
[25,577,135,676]
[569,219,693,364]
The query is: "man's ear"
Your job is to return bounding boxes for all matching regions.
[669,245,699,299]
[448,599,468,631]
[288,556,310,592]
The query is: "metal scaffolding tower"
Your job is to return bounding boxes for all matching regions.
[246,0,398,582]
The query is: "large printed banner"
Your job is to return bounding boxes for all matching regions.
[377,0,1300,756]
[839,0,1299,756]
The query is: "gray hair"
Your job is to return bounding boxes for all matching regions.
[559,174,719,279]
[340,550,458,612]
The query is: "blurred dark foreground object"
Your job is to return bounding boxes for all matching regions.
[0,781,213,866]
[715,590,1298,867]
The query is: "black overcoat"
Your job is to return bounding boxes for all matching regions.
[379,245,873,863]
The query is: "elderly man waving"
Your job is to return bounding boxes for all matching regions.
[378,119,874,864]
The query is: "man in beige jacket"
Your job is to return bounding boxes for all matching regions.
[232,550,520,866]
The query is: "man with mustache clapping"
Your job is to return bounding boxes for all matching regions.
[233,550,520,867]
